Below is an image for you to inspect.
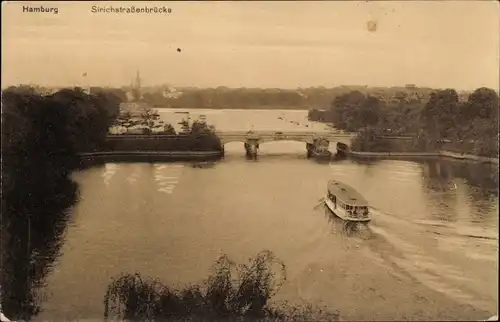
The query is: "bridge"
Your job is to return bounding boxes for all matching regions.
[215,130,357,158]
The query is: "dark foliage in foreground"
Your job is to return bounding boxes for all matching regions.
[103,250,339,321]
[1,86,122,320]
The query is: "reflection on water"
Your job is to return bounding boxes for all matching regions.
[422,162,460,223]
[421,159,498,224]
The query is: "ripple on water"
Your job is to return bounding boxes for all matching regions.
[365,209,497,313]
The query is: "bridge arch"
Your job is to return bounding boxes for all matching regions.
[217,130,356,158]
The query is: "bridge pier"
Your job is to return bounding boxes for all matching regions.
[308,139,331,159]
[306,143,314,158]
[244,139,259,158]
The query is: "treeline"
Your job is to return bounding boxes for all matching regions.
[309,87,499,157]
[137,86,451,110]
[144,87,305,109]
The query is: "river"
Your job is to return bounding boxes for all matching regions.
[17,109,499,321]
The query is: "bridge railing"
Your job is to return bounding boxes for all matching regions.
[216,131,355,138]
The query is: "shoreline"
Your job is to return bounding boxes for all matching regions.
[79,150,223,165]
[348,150,499,164]
[78,149,499,165]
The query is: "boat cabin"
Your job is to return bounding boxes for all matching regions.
[327,180,369,218]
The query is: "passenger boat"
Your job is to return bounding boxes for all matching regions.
[325,180,371,222]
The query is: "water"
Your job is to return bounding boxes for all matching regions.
[5,109,499,321]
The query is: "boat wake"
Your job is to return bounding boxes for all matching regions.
[312,197,326,210]
[316,199,497,314]
[364,208,497,314]
[412,219,499,241]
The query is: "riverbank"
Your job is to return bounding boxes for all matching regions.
[79,150,222,166]
[348,150,499,164]
[78,134,224,165]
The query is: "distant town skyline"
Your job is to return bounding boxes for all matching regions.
[2,1,499,91]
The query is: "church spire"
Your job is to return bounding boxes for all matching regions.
[131,69,143,101]
[135,69,141,89]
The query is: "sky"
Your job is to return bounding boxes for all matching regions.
[2,1,499,90]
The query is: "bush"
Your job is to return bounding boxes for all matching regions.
[103,250,339,321]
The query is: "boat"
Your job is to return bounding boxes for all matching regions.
[324,180,371,222]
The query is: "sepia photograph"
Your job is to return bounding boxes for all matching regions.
[1,1,499,321]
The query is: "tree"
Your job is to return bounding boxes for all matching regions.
[47,88,109,152]
[184,121,221,151]
[462,88,499,157]
[163,123,176,135]
[1,87,38,157]
[463,87,499,120]
[359,95,382,128]
[357,95,382,148]
[115,111,140,133]
[88,88,125,127]
[90,87,127,105]
[420,89,460,140]
[138,107,163,134]
[330,91,366,131]
[329,91,383,132]
[179,119,191,134]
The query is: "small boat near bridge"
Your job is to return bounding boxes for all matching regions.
[325,180,371,222]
